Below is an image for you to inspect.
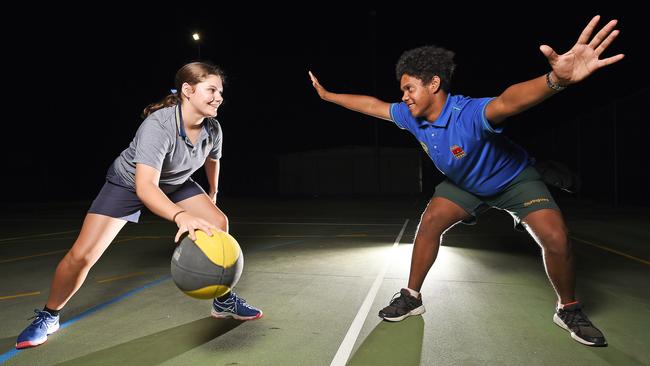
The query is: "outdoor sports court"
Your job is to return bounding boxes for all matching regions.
[1,197,648,365]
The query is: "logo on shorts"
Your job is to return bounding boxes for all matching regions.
[450,145,466,159]
[523,198,550,207]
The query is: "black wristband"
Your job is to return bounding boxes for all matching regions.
[172,210,186,222]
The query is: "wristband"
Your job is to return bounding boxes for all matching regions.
[546,72,567,91]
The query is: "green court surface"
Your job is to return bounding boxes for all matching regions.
[1,197,648,365]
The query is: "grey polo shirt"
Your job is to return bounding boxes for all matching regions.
[107,105,222,193]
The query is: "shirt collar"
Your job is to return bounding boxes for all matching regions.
[175,105,187,139]
[417,94,454,128]
[176,105,209,139]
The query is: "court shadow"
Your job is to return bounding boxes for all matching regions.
[347,316,424,366]
[0,336,16,353]
[55,317,241,366]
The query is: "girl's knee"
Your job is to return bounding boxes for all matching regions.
[65,248,97,270]
[213,213,228,232]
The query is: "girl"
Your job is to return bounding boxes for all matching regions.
[17,62,262,350]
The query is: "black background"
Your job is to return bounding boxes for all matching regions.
[4,6,648,203]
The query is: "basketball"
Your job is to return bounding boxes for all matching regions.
[171,229,243,299]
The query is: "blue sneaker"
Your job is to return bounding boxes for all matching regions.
[16,310,60,349]
[211,292,263,320]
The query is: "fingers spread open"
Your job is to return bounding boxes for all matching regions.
[595,29,620,56]
[188,228,196,241]
[589,19,618,49]
[175,227,187,243]
[577,15,601,45]
[598,53,625,68]
[539,45,558,62]
[200,225,214,236]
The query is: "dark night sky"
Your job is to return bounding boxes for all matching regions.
[4,7,648,201]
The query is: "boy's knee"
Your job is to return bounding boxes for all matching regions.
[541,230,571,256]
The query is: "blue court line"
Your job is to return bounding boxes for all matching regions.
[0,275,171,364]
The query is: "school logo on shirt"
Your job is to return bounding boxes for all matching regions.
[450,145,466,159]
[419,141,429,154]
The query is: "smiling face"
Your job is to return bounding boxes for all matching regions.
[400,74,438,119]
[184,74,224,118]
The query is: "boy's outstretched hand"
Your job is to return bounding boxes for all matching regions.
[541,15,624,86]
[308,71,328,99]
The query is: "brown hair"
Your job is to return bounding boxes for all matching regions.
[142,62,226,118]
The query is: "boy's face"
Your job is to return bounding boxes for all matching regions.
[400,74,433,118]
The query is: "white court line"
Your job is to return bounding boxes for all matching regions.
[330,219,409,366]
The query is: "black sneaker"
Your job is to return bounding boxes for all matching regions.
[378,288,425,322]
[553,302,607,346]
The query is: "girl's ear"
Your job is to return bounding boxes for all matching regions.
[181,82,194,98]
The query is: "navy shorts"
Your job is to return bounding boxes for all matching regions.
[88,179,206,223]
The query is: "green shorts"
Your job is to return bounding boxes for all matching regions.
[433,165,560,230]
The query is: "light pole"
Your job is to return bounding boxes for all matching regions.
[192,33,201,59]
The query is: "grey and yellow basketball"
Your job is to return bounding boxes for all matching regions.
[171,229,243,299]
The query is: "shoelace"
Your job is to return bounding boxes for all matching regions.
[388,292,402,305]
[217,293,256,310]
[27,310,53,327]
[232,293,256,310]
[564,309,593,326]
[388,292,412,307]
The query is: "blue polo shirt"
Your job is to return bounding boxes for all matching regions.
[390,95,530,196]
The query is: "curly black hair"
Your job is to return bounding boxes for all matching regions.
[395,46,456,92]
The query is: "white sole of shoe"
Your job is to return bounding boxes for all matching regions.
[381,305,425,322]
[211,309,263,321]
